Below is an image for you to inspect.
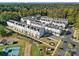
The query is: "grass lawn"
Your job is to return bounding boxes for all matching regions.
[68,43,73,49]
[31,43,40,56]
[65,51,71,56]
[31,43,51,56]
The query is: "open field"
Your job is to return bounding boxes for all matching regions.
[31,42,61,56]
[10,34,33,56]
[31,43,40,56]
[0,33,32,56]
[31,43,48,56]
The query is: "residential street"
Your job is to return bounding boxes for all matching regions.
[58,28,79,56]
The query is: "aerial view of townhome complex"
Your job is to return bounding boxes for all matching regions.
[0,3,79,56]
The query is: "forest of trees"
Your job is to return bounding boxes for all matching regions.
[0,3,79,28]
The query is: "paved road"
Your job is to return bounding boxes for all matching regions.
[75,47,79,56]
[58,27,79,56]
[58,36,71,56]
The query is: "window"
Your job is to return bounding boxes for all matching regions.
[24,21,26,22]
[31,27,33,29]
[28,26,29,28]
[23,25,25,27]
[34,28,36,30]
[37,29,39,31]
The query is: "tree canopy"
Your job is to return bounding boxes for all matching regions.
[0,3,79,28]
[0,25,6,36]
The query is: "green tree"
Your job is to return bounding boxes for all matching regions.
[74,15,79,28]
[67,8,76,24]
[0,25,6,36]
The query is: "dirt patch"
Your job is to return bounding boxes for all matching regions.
[24,41,32,56]
[73,28,79,39]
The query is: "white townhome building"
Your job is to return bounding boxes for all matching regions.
[7,20,27,33]
[20,15,68,36]
[7,20,44,39]
[51,18,68,28]
[39,16,53,24]
[7,14,68,38]
[45,23,63,36]
[38,16,68,28]
[26,25,44,38]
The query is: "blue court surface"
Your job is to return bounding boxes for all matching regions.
[0,47,20,56]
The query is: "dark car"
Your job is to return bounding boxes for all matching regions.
[64,41,67,43]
